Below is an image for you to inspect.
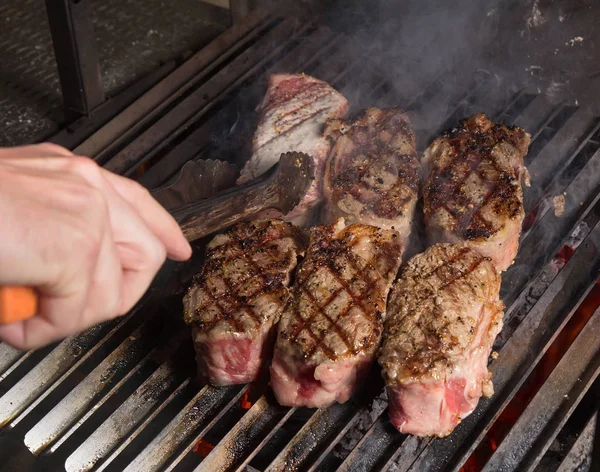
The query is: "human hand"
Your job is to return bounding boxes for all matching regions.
[0,143,191,350]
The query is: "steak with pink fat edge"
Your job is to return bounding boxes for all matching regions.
[379,243,504,437]
[183,219,305,386]
[423,113,531,271]
[271,219,403,407]
[238,73,348,227]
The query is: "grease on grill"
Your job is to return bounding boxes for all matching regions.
[553,194,566,216]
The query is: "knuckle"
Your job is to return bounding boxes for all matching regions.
[65,155,100,179]
[125,177,151,201]
[38,142,72,156]
[149,240,167,270]
[104,292,123,319]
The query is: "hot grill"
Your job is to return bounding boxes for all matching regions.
[1,6,600,472]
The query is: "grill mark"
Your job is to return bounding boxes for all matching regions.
[255,106,332,151]
[426,116,526,240]
[269,88,332,125]
[329,111,418,220]
[300,286,356,360]
[189,222,298,333]
[262,80,325,113]
[197,286,246,333]
[435,256,486,292]
[287,235,385,361]
[218,269,263,327]
[415,246,472,282]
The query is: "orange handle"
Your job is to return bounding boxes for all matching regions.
[0,286,38,325]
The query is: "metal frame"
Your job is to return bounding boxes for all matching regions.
[45,0,105,116]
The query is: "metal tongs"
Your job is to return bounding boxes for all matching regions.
[0,152,315,325]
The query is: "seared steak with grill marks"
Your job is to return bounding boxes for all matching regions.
[379,243,504,437]
[271,219,403,407]
[423,113,531,271]
[238,73,348,226]
[183,219,305,386]
[323,108,420,243]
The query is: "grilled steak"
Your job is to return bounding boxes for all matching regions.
[323,108,420,243]
[238,73,348,226]
[183,219,305,386]
[423,113,531,271]
[271,219,403,407]
[379,243,504,437]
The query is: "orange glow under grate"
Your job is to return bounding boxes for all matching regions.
[193,439,215,457]
[461,245,600,472]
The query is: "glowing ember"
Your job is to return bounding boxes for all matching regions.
[135,162,149,177]
[460,245,600,472]
[555,245,574,265]
[193,439,214,457]
[240,388,252,409]
[239,381,268,410]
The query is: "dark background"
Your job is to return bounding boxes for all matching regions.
[1,0,599,147]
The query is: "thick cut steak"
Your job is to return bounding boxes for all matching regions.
[271,219,403,407]
[379,243,504,437]
[238,73,348,226]
[423,113,531,271]
[323,107,420,243]
[183,219,305,386]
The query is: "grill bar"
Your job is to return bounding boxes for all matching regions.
[266,397,362,471]
[25,323,190,457]
[483,305,600,472]
[94,377,192,472]
[74,11,271,160]
[556,412,597,472]
[337,415,410,472]
[504,146,600,307]
[0,317,129,428]
[23,323,159,455]
[122,384,247,472]
[137,25,343,189]
[505,91,549,130]
[64,346,191,472]
[0,344,26,378]
[194,396,294,472]
[405,215,600,472]
[525,106,595,192]
[105,17,306,175]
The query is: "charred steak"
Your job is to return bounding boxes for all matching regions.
[323,108,420,243]
[238,73,348,226]
[271,219,403,407]
[183,219,305,386]
[379,243,504,437]
[423,113,531,271]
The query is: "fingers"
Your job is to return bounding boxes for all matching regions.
[0,146,192,350]
[0,143,73,159]
[1,155,192,262]
[89,177,167,315]
[104,173,192,261]
[81,215,124,324]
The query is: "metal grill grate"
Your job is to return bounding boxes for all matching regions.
[1,11,600,472]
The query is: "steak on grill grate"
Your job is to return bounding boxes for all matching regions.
[271,218,403,407]
[379,243,504,437]
[323,107,420,244]
[183,219,306,386]
[423,113,531,271]
[237,73,348,226]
